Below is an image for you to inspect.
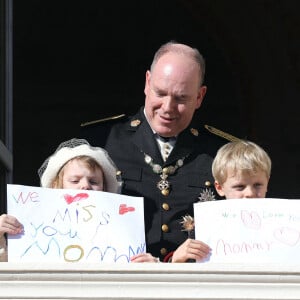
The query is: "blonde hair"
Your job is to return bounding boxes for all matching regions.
[51,156,106,189]
[212,140,272,184]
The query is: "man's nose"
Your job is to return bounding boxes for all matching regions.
[162,97,175,111]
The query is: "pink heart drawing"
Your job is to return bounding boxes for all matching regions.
[273,227,300,246]
[240,210,261,229]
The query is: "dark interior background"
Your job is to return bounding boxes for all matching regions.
[12,0,300,198]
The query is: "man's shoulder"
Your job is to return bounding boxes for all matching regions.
[80,113,128,128]
[80,113,129,147]
[202,124,240,143]
[187,123,240,154]
[181,124,239,159]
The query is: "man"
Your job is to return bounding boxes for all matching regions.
[81,41,238,262]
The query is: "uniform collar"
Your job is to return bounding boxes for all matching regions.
[128,107,199,165]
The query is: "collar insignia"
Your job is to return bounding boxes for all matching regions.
[190,128,199,136]
[130,119,141,127]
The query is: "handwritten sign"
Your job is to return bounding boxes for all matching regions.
[7,184,146,263]
[194,198,300,264]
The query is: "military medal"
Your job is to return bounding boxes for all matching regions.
[157,169,170,196]
[144,154,187,196]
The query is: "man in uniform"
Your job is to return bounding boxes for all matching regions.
[81,41,238,262]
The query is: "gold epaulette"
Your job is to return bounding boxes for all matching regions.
[80,114,126,127]
[204,124,240,142]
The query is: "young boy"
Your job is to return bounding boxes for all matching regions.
[178,140,272,263]
[212,140,271,199]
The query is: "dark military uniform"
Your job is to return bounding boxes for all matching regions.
[81,107,238,261]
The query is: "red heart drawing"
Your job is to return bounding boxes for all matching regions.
[64,193,89,204]
[119,204,135,215]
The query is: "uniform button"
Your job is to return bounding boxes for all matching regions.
[205,181,211,187]
[162,203,169,210]
[161,224,169,232]
[161,189,169,196]
[160,248,167,256]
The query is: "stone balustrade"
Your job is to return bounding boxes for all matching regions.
[0,262,299,299]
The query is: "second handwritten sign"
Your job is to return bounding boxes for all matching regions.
[194,198,300,264]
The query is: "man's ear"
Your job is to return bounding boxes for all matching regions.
[214,181,225,197]
[195,85,207,109]
[144,70,151,95]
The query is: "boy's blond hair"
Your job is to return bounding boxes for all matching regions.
[212,140,271,184]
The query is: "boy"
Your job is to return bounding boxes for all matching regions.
[212,140,271,199]
[178,140,272,262]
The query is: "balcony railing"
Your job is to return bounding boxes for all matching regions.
[0,262,299,299]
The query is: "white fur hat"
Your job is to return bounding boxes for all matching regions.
[38,138,120,193]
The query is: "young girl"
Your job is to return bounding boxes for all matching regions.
[0,138,121,261]
[38,138,120,192]
[1,138,158,262]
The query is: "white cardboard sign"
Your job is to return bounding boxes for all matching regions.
[7,184,146,263]
[194,198,300,263]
